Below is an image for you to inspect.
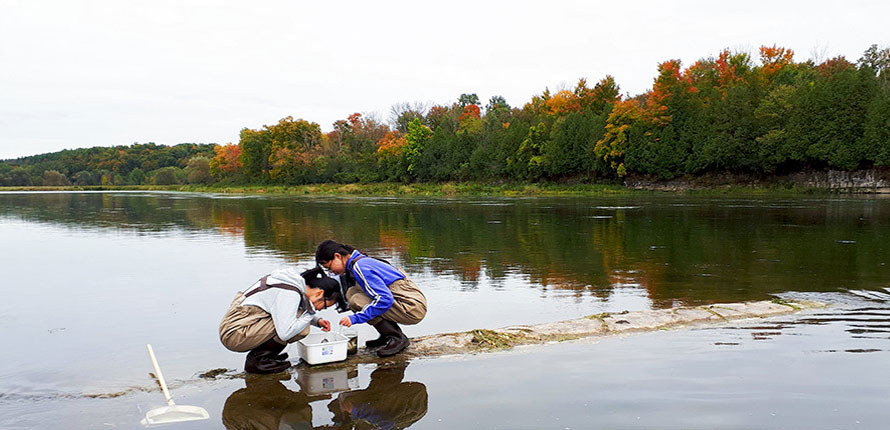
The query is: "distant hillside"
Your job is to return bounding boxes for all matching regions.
[0,143,216,186]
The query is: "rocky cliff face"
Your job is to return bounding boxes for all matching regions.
[788,169,890,192]
[625,168,890,193]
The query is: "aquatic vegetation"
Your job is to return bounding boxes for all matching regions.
[771,298,802,311]
[468,329,525,351]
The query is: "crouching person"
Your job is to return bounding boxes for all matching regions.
[219,267,346,374]
[315,240,427,357]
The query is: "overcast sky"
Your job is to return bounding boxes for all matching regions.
[1,0,887,160]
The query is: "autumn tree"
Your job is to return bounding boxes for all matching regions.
[759,45,795,81]
[266,117,323,183]
[210,143,243,180]
[375,131,407,181]
[578,76,620,115]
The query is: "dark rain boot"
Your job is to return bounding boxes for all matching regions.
[244,338,290,374]
[376,320,409,357]
[365,321,391,349]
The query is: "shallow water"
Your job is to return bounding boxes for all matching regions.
[1,192,889,428]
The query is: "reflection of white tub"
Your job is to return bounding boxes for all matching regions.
[295,367,360,395]
[296,333,349,365]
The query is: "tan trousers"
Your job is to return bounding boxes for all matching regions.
[347,278,427,326]
[218,292,310,352]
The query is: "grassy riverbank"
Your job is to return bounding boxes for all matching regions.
[0,181,835,197]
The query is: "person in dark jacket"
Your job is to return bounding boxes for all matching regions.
[315,240,427,357]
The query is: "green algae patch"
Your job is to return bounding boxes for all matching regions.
[468,329,525,351]
[771,298,802,311]
[700,306,729,321]
[586,312,611,330]
[198,368,230,379]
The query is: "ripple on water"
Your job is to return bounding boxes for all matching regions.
[727,291,890,353]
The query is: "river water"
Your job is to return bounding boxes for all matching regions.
[0,191,888,429]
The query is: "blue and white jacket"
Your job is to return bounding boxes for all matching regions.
[346,250,406,325]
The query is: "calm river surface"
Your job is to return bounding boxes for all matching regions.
[1,191,888,429]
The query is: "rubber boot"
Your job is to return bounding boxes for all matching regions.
[365,321,391,349]
[244,338,290,374]
[376,320,409,357]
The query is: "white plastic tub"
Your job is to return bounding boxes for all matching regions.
[296,332,348,365]
[295,367,360,395]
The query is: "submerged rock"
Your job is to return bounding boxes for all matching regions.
[321,299,825,367]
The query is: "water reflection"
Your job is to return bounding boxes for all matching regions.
[1,192,889,307]
[221,363,427,430]
[222,374,324,430]
[329,364,427,430]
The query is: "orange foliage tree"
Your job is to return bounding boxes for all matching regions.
[375,131,408,180]
[544,89,582,116]
[210,143,243,179]
[759,45,794,80]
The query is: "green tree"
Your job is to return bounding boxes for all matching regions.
[404,118,432,178]
[788,58,875,169]
[754,85,797,172]
[544,111,607,178]
[239,128,272,182]
[458,93,480,108]
[858,44,890,82]
[72,170,96,186]
[513,122,549,180]
[126,168,146,185]
[485,95,509,113]
[7,167,33,186]
[864,87,890,165]
[390,102,428,133]
[43,170,69,186]
[186,156,212,184]
[153,167,180,185]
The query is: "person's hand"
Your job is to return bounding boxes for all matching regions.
[339,316,352,327]
[318,319,331,332]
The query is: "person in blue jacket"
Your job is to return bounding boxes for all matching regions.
[316,240,427,357]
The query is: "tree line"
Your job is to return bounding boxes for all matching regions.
[3,44,889,187]
[0,143,215,186]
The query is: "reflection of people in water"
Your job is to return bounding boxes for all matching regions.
[329,364,428,430]
[222,375,329,430]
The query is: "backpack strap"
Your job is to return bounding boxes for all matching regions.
[245,275,313,313]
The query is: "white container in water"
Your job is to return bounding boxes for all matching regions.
[297,332,349,365]
[295,368,360,395]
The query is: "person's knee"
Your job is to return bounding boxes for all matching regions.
[220,333,253,352]
[403,314,424,325]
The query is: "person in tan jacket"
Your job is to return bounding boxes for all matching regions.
[219,267,346,374]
